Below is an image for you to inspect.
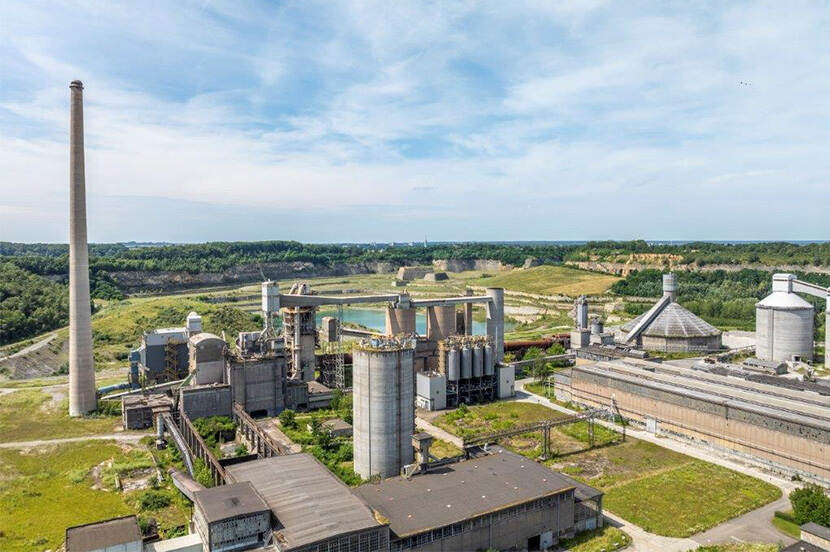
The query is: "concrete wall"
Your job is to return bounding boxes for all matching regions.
[640,334,722,352]
[229,356,286,416]
[180,385,233,420]
[563,367,830,481]
[403,493,574,552]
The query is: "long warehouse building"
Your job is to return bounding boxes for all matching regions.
[555,359,830,483]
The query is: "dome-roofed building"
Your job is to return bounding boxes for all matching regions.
[616,273,722,352]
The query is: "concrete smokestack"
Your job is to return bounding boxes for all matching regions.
[68,80,96,416]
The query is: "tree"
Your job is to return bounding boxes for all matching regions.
[790,484,830,526]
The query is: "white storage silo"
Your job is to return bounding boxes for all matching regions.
[461,343,472,380]
[352,338,416,479]
[756,274,815,362]
[484,342,495,376]
[447,346,460,382]
[472,341,484,377]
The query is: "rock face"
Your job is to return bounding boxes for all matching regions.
[107,261,396,293]
[424,272,449,281]
[522,257,541,269]
[396,266,432,281]
[432,259,510,272]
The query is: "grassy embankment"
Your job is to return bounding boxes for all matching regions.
[473,265,621,296]
[434,402,781,538]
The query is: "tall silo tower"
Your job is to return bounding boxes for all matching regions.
[68,80,96,416]
[352,337,415,479]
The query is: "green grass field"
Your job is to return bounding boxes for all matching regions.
[434,401,570,439]
[557,526,630,552]
[473,265,620,296]
[690,545,778,552]
[771,510,801,538]
[435,400,781,538]
[0,389,120,442]
[602,460,781,537]
[0,441,188,552]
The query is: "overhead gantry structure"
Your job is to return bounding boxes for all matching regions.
[266,282,505,383]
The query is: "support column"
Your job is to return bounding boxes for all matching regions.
[825,304,829,368]
[485,288,504,362]
[464,288,473,335]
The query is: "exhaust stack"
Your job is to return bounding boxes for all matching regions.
[68,80,96,416]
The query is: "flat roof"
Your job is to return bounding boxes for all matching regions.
[66,515,141,552]
[802,521,830,540]
[225,454,382,550]
[781,541,826,552]
[353,448,576,538]
[193,481,269,523]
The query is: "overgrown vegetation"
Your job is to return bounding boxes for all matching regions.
[0,441,188,552]
[557,526,630,552]
[788,483,830,526]
[192,416,236,455]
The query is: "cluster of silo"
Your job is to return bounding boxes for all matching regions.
[352,336,416,479]
[438,335,496,407]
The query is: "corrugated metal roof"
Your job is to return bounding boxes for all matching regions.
[192,481,269,523]
[65,516,141,552]
[757,291,814,310]
[621,302,720,338]
[225,454,382,550]
[353,448,577,538]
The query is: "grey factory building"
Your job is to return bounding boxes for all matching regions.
[555,358,830,482]
[353,447,597,552]
[224,454,389,552]
[191,482,272,552]
[65,515,143,552]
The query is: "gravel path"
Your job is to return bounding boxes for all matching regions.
[0,433,148,449]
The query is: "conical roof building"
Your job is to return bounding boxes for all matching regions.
[617,274,722,352]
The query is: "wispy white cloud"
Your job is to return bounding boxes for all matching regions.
[1,1,829,242]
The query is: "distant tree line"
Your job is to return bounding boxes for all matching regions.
[0,262,69,345]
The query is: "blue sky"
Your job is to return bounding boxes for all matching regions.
[1,1,829,243]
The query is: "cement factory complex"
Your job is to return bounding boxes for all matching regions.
[24,81,829,552]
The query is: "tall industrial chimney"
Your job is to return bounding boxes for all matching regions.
[68,80,96,416]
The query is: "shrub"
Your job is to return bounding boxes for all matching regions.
[137,490,171,511]
[278,409,297,429]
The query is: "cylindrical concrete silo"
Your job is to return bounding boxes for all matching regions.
[386,307,416,335]
[447,346,460,381]
[484,342,495,376]
[352,338,415,479]
[756,274,814,362]
[472,341,484,377]
[427,306,457,341]
[461,343,472,380]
